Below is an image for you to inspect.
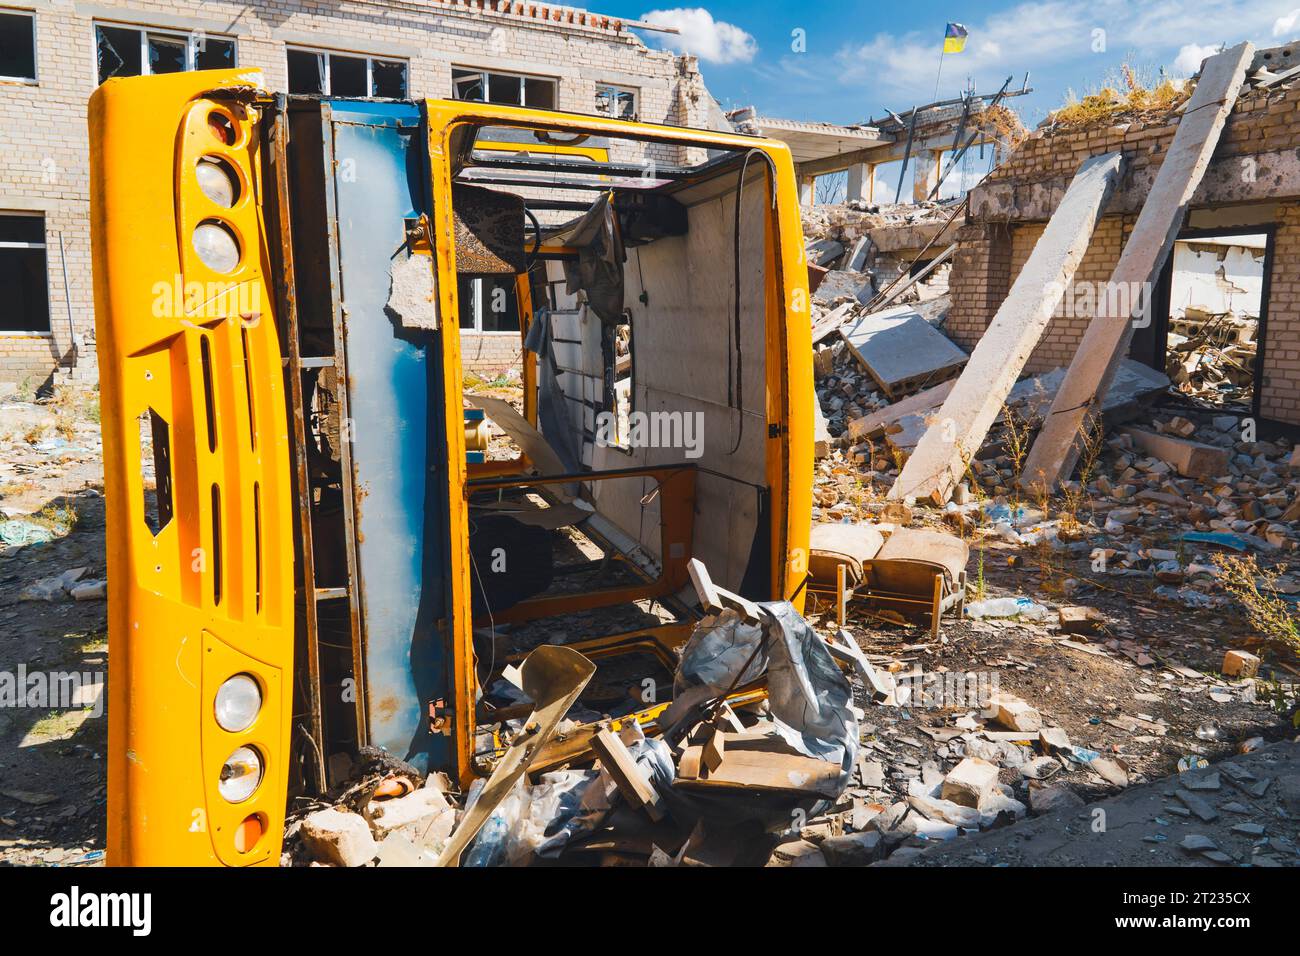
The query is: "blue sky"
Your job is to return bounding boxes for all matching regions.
[598,0,1300,127]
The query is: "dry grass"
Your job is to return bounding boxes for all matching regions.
[1050,64,1187,129]
[1213,554,1300,658]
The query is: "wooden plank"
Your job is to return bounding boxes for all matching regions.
[1020,42,1254,493]
[889,152,1124,504]
[675,739,842,795]
[591,728,666,822]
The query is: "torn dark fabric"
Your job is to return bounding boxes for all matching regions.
[561,192,625,324]
[523,307,582,474]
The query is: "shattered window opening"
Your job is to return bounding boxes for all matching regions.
[451,66,556,109]
[93,23,235,85]
[286,46,408,98]
[594,83,638,121]
[0,9,37,82]
[0,213,50,333]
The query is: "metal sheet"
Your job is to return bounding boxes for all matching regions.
[330,102,452,772]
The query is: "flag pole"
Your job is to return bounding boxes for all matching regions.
[933,42,946,101]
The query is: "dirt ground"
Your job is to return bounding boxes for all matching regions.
[0,384,108,866]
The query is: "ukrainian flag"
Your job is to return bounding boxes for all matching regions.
[943,22,968,53]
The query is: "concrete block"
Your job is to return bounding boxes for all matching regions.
[989,692,1042,733]
[300,807,378,867]
[1222,649,1261,678]
[1120,427,1230,478]
[367,786,456,847]
[941,757,1001,809]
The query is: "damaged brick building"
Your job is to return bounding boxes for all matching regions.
[948,43,1300,427]
[0,0,723,385]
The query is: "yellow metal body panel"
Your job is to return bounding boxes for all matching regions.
[91,69,294,866]
[422,98,812,785]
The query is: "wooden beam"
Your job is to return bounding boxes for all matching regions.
[888,152,1124,504]
[591,728,666,822]
[1019,42,1254,493]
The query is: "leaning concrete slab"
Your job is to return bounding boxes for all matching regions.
[840,303,969,398]
[888,152,1124,504]
[1020,42,1254,494]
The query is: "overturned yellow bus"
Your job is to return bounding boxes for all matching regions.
[89,68,811,866]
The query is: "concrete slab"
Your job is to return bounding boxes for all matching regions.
[1020,42,1254,493]
[889,151,1124,504]
[840,303,969,398]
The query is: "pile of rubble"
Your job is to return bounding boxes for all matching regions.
[286,561,872,867]
[1168,308,1258,406]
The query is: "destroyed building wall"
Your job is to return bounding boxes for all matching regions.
[948,79,1300,425]
[0,0,718,384]
[1169,236,1266,319]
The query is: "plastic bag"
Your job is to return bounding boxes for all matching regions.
[964,596,1051,621]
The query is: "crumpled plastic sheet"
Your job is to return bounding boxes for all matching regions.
[964,596,1052,620]
[620,719,675,791]
[463,768,613,867]
[673,600,859,794]
[673,608,766,699]
[0,519,56,548]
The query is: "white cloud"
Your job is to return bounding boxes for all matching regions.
[1172,42,1224,76]
[830,0,1294,103]
[641,8,758,64]
[834,1,1094,98]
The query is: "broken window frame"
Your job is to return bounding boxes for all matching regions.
[0,8,37,84]
[594,82,637,121]
[458,274,520,335]
[0,212,50,334]
[93,22,236,85]
[285,45,408,98]
[451,66,557,109]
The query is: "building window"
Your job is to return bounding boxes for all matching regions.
[0,9,36,83]
[458,276,518,334]
[595,83,636,121]
[452,67,556,109]
[0,215,49,334]
[94,24,235,84]
[286,47,407,98]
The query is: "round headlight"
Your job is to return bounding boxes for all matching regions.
[219,746,263,803]
[214,674,261,733]
[196,158,240,208]
[192,220,240,273]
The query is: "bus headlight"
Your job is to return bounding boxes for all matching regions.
[214,674,261,733]
[218,746,263,803]
[196,157,240,208]
[192,220,240,273]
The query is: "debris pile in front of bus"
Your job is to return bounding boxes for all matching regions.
[283,558,867,867]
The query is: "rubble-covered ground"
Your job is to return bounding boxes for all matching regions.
[0,382,108,866]
[3,309,1299,867]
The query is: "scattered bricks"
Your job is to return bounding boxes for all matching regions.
[1058,605,1102,634]
[299,807,378,867]
[1222,649,1261,678]
[367,786,456,847]
[988,692,1043,733]
[1039,726,1071,754]
[941,756,1001,809]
